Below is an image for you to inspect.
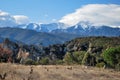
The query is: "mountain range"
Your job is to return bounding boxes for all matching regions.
[0,27,81,46]
[15,22,66,32]
[15,22,120,36]
[0,22,120,46]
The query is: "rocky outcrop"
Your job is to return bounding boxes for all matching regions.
[0,38,66,63]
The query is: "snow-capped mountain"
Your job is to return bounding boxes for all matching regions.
[14,22,66,32]
[51,22,120,36]
[0,21,120,46]
[51,21,92,34]
[1,20,120,36]
[26,23,41,31]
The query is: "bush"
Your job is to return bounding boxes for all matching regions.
[102,46,120,69]
[72,51,85,64]
[63,52,74,64]
[56,60,64,65]
[40,57,49,65]
[64,51,86,64]
[96,62,105,68]
[24,59,37,65]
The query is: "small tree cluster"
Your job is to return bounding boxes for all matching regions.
[102,46,120,70]
[64,51,86,64]
[39,57,49,65]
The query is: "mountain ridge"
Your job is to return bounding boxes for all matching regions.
[0,22,120,46]
[0,27,81,46]
[14,22,120,36]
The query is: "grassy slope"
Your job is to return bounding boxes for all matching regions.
[0,63,120,80]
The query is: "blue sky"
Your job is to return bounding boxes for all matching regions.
[0,0,120,24]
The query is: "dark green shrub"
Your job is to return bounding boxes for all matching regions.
[102,46,120,69]
[56,60,64,65]
[40,57,49,65]
[24,59,37,65]
[72,51,86,64]
[64,51,86,64]
[63,52,74,64]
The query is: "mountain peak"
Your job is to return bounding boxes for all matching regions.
[76,21,92,29]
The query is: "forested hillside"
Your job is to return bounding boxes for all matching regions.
[0,37,120,70]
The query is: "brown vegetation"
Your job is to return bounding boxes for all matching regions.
[0,45,12,62]
[0,63,120,80]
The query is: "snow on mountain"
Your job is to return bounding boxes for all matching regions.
[19,21,120,36]
[51,21,120,36]
[26,23,41,31]
[0,16,120,36]
[14,22,66,32]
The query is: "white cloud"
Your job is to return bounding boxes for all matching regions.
[13,15,29,24]
[59,4,120,28]
[0,10,17,27]
[0,10,30,27]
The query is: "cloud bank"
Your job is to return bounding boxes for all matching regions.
[0,10,29,27]
[13,15,29,24]
[59,4,120,28]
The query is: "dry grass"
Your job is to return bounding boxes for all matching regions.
[0,63,120,80]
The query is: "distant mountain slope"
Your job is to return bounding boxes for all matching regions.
[52,25,120,36]
[0,27,80,46]
[0,22,120,46]
[16,22,66,32]
[14,22,120,36]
